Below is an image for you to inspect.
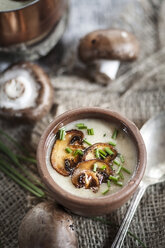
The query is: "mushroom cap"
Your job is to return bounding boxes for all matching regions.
[72,159,113,189]
[0,62,54,121]
[78,29,139,63]
[51,130,84,176]
[18,202,78,248]
[82,143,117,163]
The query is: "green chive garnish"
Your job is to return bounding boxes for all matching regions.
[105,147,114,155]
[100,165,106,170]
[87,128,94,135]
[59,128,66,140]
[116,164,122,174]
[83,139,92,146]
[115,181,123,187]
[98,149,107,156]
[119,171,124,180]
[113,160,120,166]
[109,141,116,146]
[102,188,109,195]
[119,154,125,163]
[95,148,100,159]
[100,153,106,159]
[90,128,94,135]
[65,147,72,153]
[107,180,111,188]
[109,175,120,182]
[76,123,87,129]
[121,166,131,174]
[74,149,83,156]
[112,129,118,140]
[93,163,97,172]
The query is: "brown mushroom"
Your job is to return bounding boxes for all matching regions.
[18,202,78,248]
[78,29,139,84]
[82,143,117,164]
[78,29,139,63]
[72,159,113,190]
[51,129,85,176]
[0,62,53,121]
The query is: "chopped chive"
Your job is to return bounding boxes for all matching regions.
[90,128,94,135]
[100,165,106,170]
[119,154,125,163]
[105,147,114,156]
[103,133,106,137]
[100,153,106,159]
[107,180,111,188]
[109,175,120,182]
[98,149,107,156]
[93,163,97,172]
[112,128,118,140]
[109,141,116,146]
[87,129,91,135]
[78,126,87,129]
[74,149,83,156]
[76,123,84,126]
[116,164,122,174]
[87,128,94,135]
[102,188,109,195]
[83,139,92,146]
[59,128,66,140]
[95,148,100,159]
[113,160,120,166]
[76,123,87,129]
[119,171,124,180]
[65,147,72,153]
[121,166,131,174]
[114,181,123,187]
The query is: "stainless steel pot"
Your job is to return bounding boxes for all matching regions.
[0,0,68,46]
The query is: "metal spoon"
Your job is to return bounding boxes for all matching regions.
[111,112,165,248]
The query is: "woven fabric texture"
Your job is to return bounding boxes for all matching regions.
[0,0,165,247]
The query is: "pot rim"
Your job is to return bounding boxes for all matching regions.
[0,0,39,13]
[37,107,146,207]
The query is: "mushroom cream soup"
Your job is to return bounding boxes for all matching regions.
[46,119,137,198]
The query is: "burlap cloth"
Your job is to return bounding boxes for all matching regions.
[0,0,165,247]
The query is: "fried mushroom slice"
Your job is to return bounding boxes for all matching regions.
[72,159,113,190]
[82,143,117,164]
[51,130,84,176]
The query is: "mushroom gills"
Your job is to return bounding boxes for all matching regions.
[82,143,117,164]
[72,159,113,191]
[51,130,84,176]
[0,69,40,110]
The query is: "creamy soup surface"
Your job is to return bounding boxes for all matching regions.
[46,119,137,198]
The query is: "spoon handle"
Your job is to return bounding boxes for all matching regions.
[111,184,147,248]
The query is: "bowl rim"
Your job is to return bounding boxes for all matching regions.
[37,107,146,207]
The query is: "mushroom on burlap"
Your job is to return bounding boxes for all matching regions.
[0,62,54,121]
[78,29,139,84]
[18,202,78,248]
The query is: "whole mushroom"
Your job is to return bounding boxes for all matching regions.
[0,62,54,121]
[18,202,78,248]
[78,29,139,84]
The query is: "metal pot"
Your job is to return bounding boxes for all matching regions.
[0,0,68,46]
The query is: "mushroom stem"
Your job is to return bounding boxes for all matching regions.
[96,60,120,81]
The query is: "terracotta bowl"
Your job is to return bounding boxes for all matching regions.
[37,107,146,216]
